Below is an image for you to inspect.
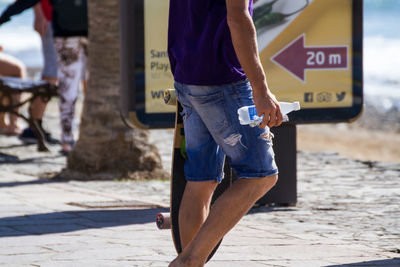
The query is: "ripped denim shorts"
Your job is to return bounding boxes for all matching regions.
[174,79,278,182]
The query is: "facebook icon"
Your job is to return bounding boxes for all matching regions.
[304,92,313,103]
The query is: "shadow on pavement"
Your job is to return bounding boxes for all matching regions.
[248,205,297,214]
[0,143,35,150]
[0,208,168,237]
[0,154,64,165]
[0,178,62,188]
[326,258,400,266]
[0,152,19,163]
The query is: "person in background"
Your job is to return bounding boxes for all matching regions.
[0,0,59,144]
[0,0,88,155]
[51,0,88,155]
[21,0,59,144]
[0,45,24,135]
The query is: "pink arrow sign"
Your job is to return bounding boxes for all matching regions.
[272,34,348,82]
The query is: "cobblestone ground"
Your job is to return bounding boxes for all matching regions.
[0,118,399,265]
[72,150,400,255]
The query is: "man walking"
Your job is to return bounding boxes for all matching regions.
[168,0,284,266]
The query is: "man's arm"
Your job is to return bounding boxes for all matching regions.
[0,0,41,25]
[226,0,283,128]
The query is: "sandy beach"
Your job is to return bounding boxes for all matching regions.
[297,123,400,164]
[296,99,400,164]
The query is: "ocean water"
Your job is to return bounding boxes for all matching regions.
[0,0,399,109]
[363,0,400,110]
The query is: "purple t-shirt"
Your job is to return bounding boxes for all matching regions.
[168,0,253,86]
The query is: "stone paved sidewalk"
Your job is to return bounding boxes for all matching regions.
[0,125,399,266]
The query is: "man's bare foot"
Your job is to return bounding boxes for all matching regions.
[168,255,204,267]
[168,257,181,267]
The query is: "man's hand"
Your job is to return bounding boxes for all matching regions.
[33,3,48,36]
[252,83,283,128]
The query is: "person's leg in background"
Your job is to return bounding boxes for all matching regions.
[30,26,58,127]
[0,51,25,136]
[19,9,59,144]
[54,37,87,155]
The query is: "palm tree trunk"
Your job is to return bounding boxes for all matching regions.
[61,0,166,180]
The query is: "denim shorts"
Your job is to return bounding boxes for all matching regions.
[174,79,278,182]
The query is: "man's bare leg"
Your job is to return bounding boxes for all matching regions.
[169,174,278,267]
[179,181,218,249]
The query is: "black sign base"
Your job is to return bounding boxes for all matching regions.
[256,124,297,206]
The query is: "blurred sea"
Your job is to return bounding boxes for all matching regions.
[0,0,399,111]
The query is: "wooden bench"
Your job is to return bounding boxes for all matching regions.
[0,77,58,151]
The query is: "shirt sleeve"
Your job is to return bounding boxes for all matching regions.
[0,0,41,25]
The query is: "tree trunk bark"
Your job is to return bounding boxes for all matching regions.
[60,0,167,180]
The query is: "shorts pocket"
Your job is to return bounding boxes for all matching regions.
[179,102,192,122]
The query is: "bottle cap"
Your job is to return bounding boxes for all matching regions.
[293,102,300,111]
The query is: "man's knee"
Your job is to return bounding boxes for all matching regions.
[248,174,278,198]
[184,181,218,203]
[266,174,278,188]
[264,174,278,189]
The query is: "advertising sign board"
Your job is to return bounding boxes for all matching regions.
[120,0,363,128]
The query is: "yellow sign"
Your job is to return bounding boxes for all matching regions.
[258,0,353,108]
[144,0,174,113]
[138,0,362,125]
